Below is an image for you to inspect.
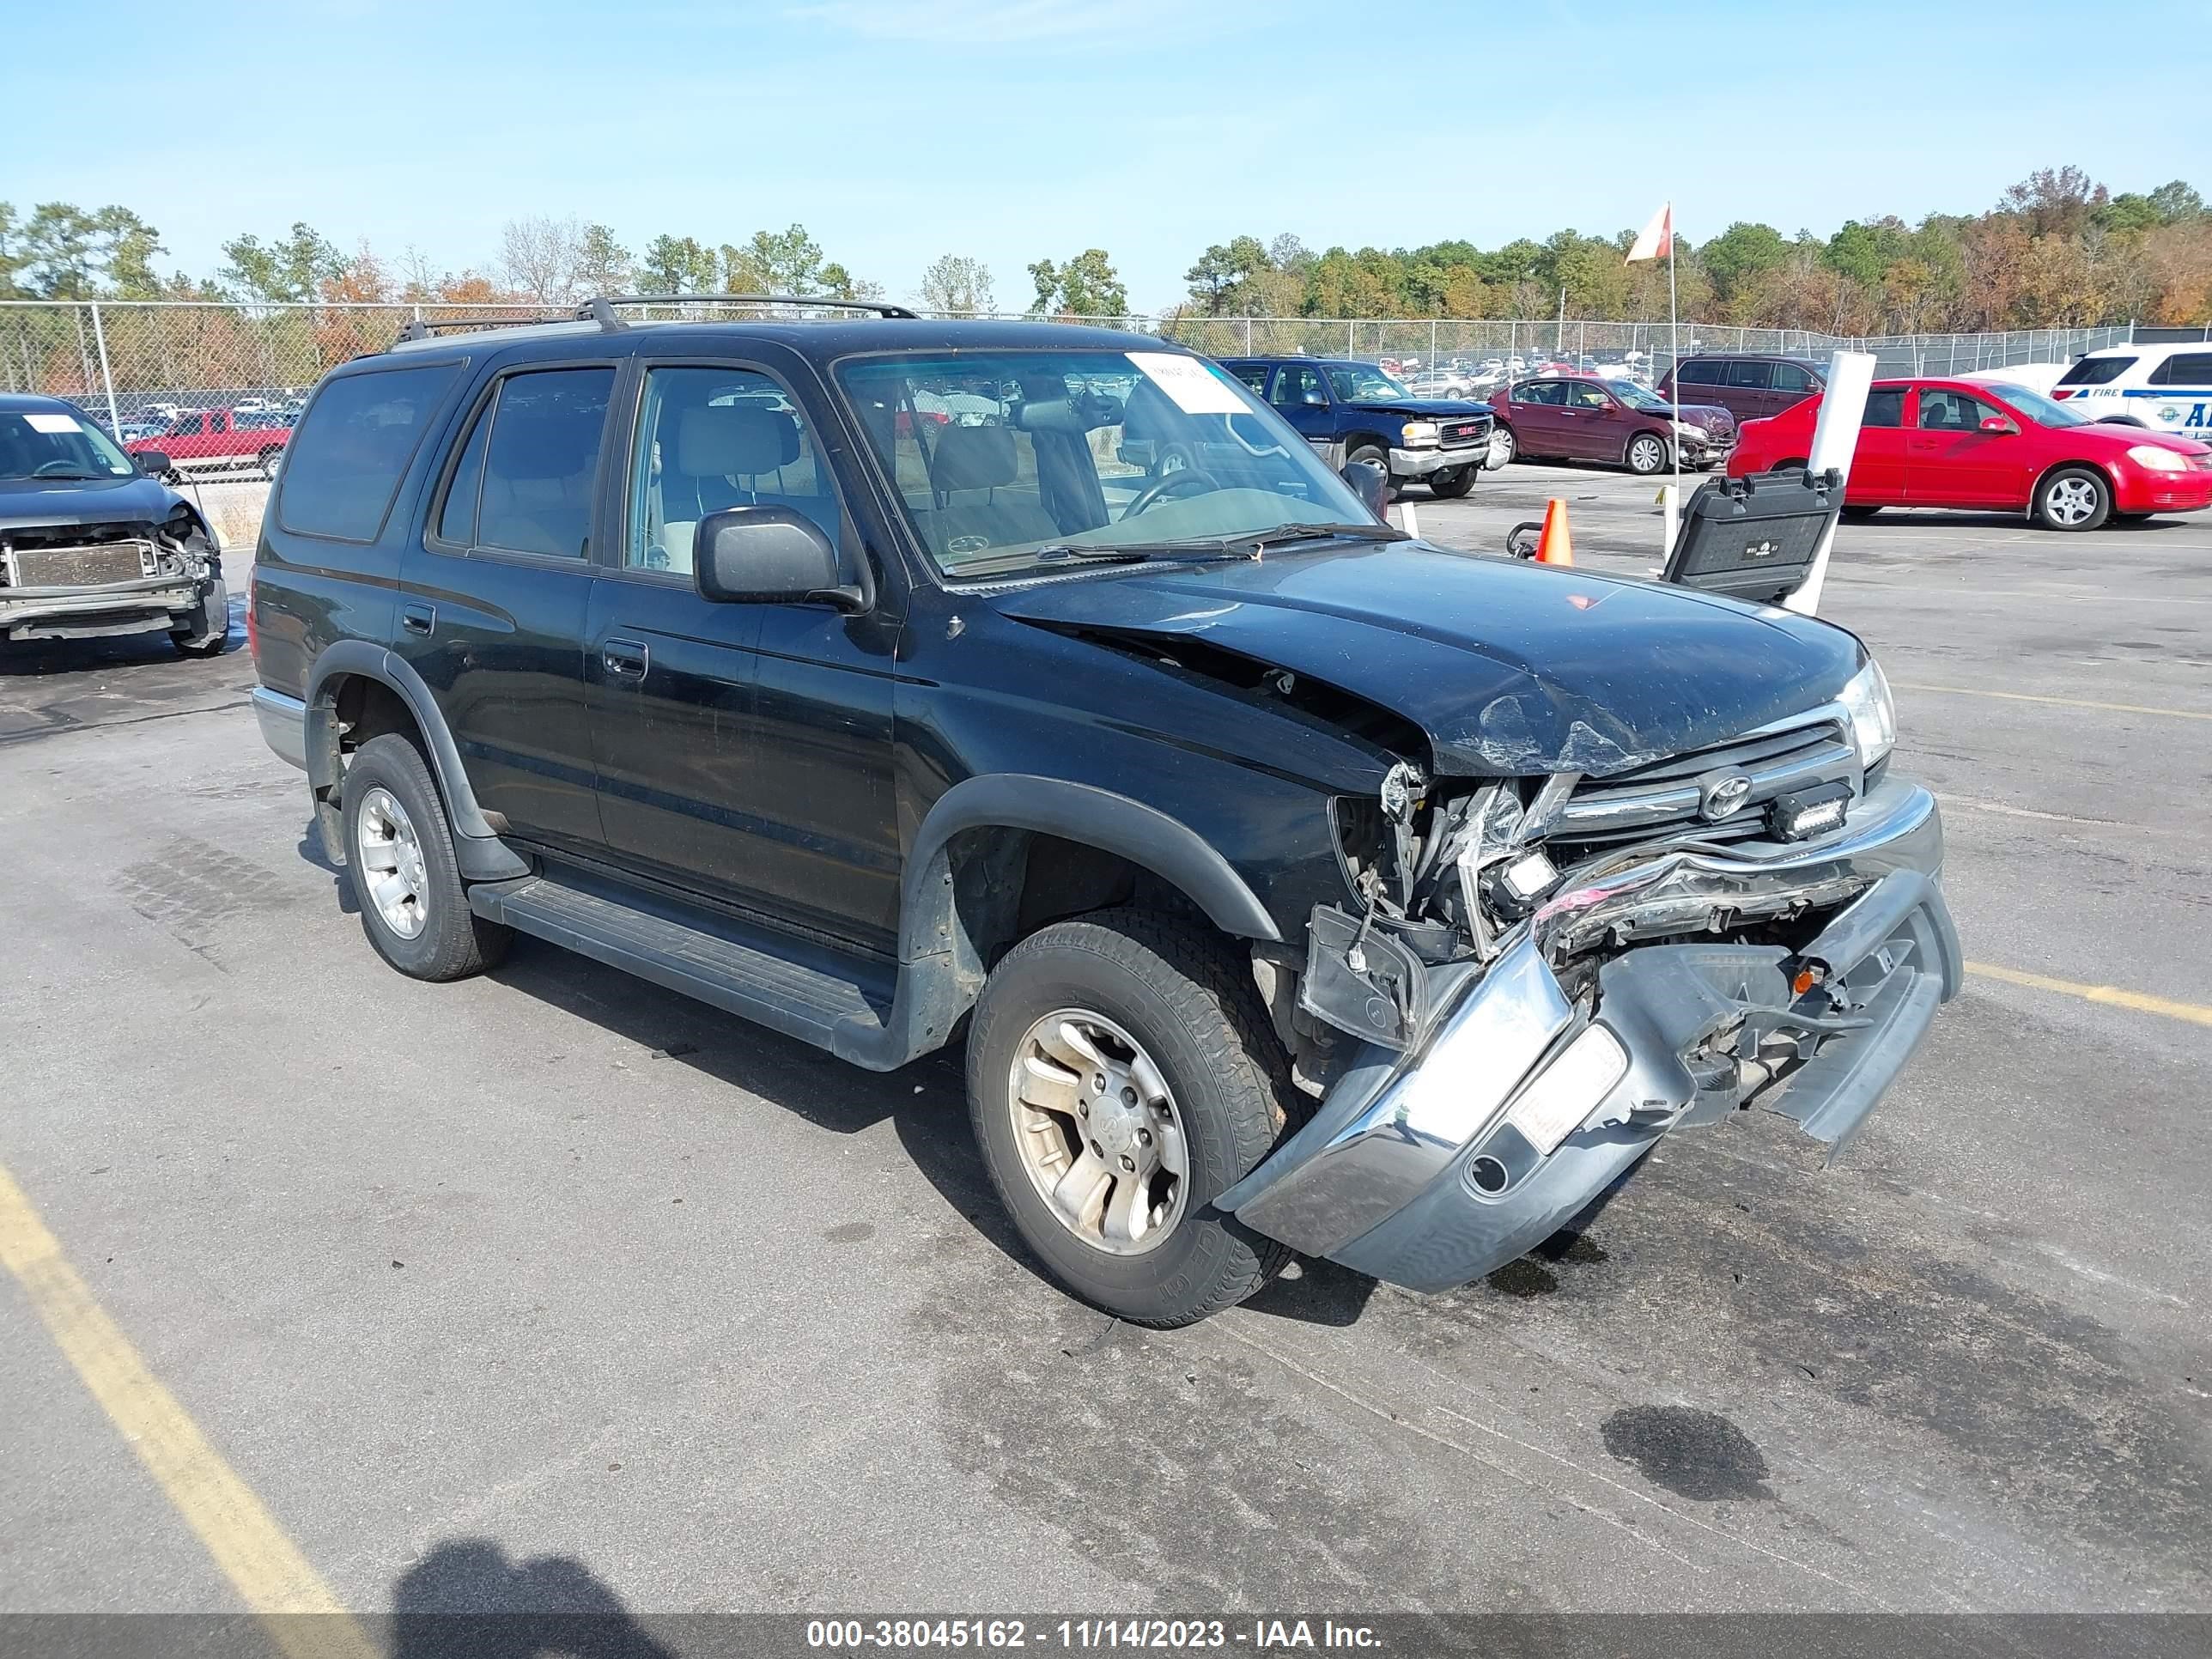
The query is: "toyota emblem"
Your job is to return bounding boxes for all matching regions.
[1698,770,1756,822]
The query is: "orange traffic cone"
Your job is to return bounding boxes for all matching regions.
[1534,497,1574,566]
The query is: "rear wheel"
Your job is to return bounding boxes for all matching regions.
[258,445,283,481]
[1427,467,1474,499]
[967,908,1294,1327]
[2034,465,2110,532]
[341,732,511,981]
[1626,432,1668,475]
[169,576,228,657]
[1491,424,1518,466]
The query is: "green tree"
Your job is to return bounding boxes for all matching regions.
[221,222,345,303]
[0,202,167,298]
[916,253,994,314]
[1698,222,1789,302]
[1028,249,1127,318]
[2148,179,2206,223]
[640,234,716,293]
[576,224,633,296]
[1182,234,1272,313]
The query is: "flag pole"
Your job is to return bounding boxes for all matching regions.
[1668,203,1680,516]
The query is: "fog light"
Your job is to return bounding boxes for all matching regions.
[1498,850,1559,904]
[1504,1024,1629,1156]
[1768,782,1851,842]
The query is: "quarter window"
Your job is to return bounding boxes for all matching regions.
[435,398,491,544]
[472,367,614,558]
[625,366,838,575]
[277,362,464,542]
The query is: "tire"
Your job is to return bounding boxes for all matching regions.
[1346,441,1395,503]
[341,732,511,981]
[1626,431,1669,476]
[1491,424,1518,467]
[2034,465,2111,532]
[966,908,1295,1328]
[1840,504,1882,522]
[258,445,283,481]
[1427,467,1474,499]
[169,576,228,657]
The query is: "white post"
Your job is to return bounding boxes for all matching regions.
[1668,216,1680,507]
[1660,482,1680,563]
[1782,349,1877,617]
[88,301,122,438]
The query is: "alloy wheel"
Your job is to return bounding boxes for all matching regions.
[2045,476,2100,527]
[355,786,430,940]
[1006,1008,1189,1255]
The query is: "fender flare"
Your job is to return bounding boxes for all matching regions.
[304,641,528,880]
[899,775,1281,961]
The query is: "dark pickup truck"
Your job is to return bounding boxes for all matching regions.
[249,302,1956,1328]
[1217,356,1498,498]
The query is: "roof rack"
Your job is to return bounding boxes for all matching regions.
[584,292,921,320]
[393,313,573,343]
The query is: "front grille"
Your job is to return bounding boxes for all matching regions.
[1548,716,1859,859]
[1439,416,1492,449]
[3,539,158,590]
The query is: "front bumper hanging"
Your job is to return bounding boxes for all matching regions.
[1219,776,1958,1293]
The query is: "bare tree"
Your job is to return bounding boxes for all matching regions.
[916,253,994,315]
[500,215,586,305]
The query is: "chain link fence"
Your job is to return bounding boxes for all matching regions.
[0,300,2143,434]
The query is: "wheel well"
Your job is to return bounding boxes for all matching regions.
[330,673,420,758]
[1343,432,1391,460]
[2033,457,2116,507]
[945,827,1224,976]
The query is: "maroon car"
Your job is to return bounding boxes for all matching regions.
[1490,376,1737,475]
[1659,353,1826,425]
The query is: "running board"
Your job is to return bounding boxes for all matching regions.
[469,873,895,1056]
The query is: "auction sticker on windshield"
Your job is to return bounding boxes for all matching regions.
[22,411,82,434]
[1127,352,1246,415]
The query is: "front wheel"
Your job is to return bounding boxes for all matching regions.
[1346,441,1395,504]
[1490,425,1517,468]
[258,445,283,481]
[1626,432,1669,476]
[170,577,228,657]
[2034,465,2111,532]
[1427,467,1474,499]
[967,909,1294,1327]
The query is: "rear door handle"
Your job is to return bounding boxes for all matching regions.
[604,638,650,682]
[400,603,435,635]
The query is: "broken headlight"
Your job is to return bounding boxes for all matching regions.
[1838,659,1895,766]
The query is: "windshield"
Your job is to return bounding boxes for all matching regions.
[835,349,1376,577]
[0,405,137,483]
[1607,380,1669,410]
[1982,384,2090,428]
[1326,364,1412,402]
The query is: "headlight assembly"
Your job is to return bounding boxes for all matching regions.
[2127,444,2188,473]
[1838,659,1896,766]
[1401,420,1439,447]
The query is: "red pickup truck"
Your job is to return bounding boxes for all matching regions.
[126,408,289,481]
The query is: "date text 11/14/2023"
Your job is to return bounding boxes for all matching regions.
[805,1619,1383,1650]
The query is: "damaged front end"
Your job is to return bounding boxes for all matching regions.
[0,512,220,643]
[1221,699,1960,1294]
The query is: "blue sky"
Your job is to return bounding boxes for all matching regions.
[6,0,2206,311]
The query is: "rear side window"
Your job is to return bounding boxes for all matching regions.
[2148,352,2212,386]
[1516,380,1566,405]
[1863,389,1905,428]
[1675,359,1723,386]
[1227,362,1270,393]
[473,368,614,558]
[1773,362,1815,393]
[1727,360,1775,389]
[279,363,464,542]
[2056,356,2135,386]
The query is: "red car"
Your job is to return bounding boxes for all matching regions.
[125,407,289,481]
[1489,374,1738,474]
[1728,378,2212,531]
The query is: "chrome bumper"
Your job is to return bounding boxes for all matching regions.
[1390,444,1488,477]
[252,686,308,770]
[1221,777,1957,1292]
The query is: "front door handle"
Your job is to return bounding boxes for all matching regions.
[603,638,650,682]
[400,603,435,636]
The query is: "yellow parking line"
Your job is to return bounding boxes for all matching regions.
[0,1161,378,1659]
[1894,683,2212,721]
[1967,962,2212,1028]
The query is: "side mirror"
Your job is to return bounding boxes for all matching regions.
[1301,390,1328,407]
[693,507,864,611]
[136,450,171,477]
[1979,415,2018,434]
[1341,459,1389,518]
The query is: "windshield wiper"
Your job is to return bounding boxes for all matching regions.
[1030,539,1245,565]
[1231,521,1411,553]
[24,471,103,481]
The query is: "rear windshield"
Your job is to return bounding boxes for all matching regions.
[278,363,464,542]
[2055,356,2135,386]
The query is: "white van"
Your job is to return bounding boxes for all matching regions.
[2050,342,2212,438]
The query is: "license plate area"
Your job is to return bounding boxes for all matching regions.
[7,540,158,589]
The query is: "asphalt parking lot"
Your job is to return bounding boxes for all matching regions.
[3,463,2209,1630]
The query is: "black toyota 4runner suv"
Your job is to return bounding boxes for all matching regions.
[250,301,1958,1327]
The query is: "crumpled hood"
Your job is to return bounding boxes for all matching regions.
[1650,401,1735,433]
[0,473,185,532]
[992,543,1863,777]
